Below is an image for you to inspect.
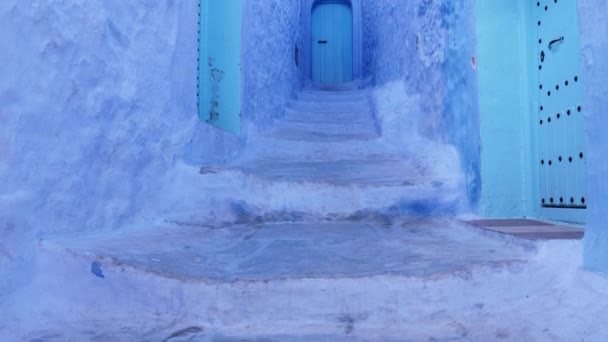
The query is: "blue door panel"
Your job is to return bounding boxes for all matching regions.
[534,0,586,210]
[311,2,353,83]
[198,0,242,134]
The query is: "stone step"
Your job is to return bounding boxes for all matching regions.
[269,124,379,142]
[285,99,372,114]
[282,109,374,125]
[304,79,367,91]
[297,91,371,103]
[237,158,425,186]
[11,220,539,340]
[174,162,466,224]
[240,132,403,162]
[273,119,374,134]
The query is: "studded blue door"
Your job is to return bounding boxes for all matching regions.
[535,0,586,210]
[311,1,353,83]
[198,0,242,134]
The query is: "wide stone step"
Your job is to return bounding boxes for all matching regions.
[10,219,542,340]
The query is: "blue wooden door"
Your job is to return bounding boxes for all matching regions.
[534,0,586,211]
[311,1,353,83]
[198,0,242,134]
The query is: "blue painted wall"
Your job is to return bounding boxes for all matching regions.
[0,0,302,294]
[241,0,300,123]
[578,0,608,273]
[362,0,481,208]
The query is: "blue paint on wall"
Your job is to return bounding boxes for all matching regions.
[91,261,105,279]
[362,0,481,209]
[241,0,300,123]
[578,0,608,273]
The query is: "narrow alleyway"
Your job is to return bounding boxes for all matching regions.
[4,0,608,340]
[4,84,607,341]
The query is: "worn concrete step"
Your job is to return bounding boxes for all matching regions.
[268,123,379,142]
[304,79,367,91]
[9,219,542,340]
[297,91,371,103]
[273,118,374,133]
[285,99,372,114]
[269,127,378,142]
[184,164,467,224]
[282,109,374,125]
[237,158,424,186]
[240,132,404,162]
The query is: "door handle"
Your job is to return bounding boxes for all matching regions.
[318,40,328,44]
[548,36,564,50]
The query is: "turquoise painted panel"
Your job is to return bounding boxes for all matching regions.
[533,0,586,214]
[198,0,242,134]
[476,1,530,218]
[311,1,353,83]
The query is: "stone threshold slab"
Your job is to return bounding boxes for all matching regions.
[464,219,584,240]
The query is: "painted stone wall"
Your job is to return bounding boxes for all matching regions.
[0,0,300,292]
[361,0,481,207]
[578,0,608,273]
[242,0,300,123]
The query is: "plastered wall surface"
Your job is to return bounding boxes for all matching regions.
[0,0,301,292]
[578,0,608,273]
[361,0,480,206]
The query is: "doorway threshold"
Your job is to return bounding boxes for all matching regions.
[464,219,584,240]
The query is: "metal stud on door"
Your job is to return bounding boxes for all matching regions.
[535,0,586,209]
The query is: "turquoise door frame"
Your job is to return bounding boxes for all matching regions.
[311,1,353,83]
[531,0,586,222]
[301,0,362,83]
[198,0,242,134]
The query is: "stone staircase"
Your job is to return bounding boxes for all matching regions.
[3,82,518,341]
[174,82,467,225]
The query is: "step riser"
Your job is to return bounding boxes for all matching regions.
[273,123,374,134]
[282,116,373,125]
[270,131,379,142]
[284,108,373,120]
[297,93,371,103]
[161,170,465,225]
[286,101,372,113]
